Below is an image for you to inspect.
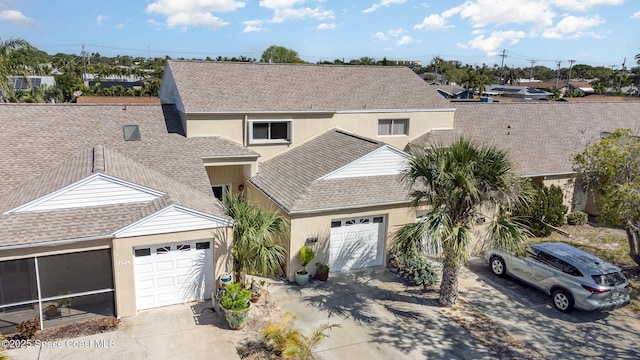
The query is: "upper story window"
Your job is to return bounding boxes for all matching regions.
[378,119,408,136]
[249,121,292,144]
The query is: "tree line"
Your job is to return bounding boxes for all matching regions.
[2,39,639,103]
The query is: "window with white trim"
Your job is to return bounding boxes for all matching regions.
[249,121,292,144]
[378,119,408,136]
[212,184,231,204]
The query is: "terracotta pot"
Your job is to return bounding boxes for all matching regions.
[315,272,329,281]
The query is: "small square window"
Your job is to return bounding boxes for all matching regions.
[177,244,191,251]
[373,217,384,223]
[331,220,341,228]
[196,242,210,250]
[135,248,151,257]
[378,119,408,136]
[123,125,141,141]
[249,121,291,143]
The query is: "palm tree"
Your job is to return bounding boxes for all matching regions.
[460,69,479,97]
[475,72,493,97]
[394,137,531,306]
[0,38,32,102]
[263,312,340,360]
[224,192,289,286]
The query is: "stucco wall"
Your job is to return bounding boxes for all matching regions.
[184,110,455,160]
[288,204,414,281]
[112,227,231,317]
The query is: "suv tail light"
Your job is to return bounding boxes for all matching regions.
[582,285,610,294]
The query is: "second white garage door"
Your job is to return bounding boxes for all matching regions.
[134,240,213,310]
[329,216,385,272]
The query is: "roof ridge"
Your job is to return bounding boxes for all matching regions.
[92,145,106,173]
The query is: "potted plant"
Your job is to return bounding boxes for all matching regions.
[295,246,315,286]
[218,272,233,288]
[218,282,251,330]
[315,262,330,281]
[249,279,265,303]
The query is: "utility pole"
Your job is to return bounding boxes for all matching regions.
[528,59,536,88]
[555,61,561,88]
[566,59,576,96]
[499,49,507,85]
[81,44,87,82]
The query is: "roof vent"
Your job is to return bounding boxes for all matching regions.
[123,125,141,141]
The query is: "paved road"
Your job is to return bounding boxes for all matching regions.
[462,257,640,359]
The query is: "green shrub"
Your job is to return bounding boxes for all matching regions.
[567,211,588,225]
[220,282,250,311]
[515,183,568,237]
[389,248,438,291]
[15,316,39,339]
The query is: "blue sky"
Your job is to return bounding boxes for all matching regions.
[1,0,639,69]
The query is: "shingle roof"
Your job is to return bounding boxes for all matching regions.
[0,103,252,246]
[250,130,409,213]
[165,60,451,113]
[410,102,640,176]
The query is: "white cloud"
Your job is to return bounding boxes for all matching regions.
[363,0,406,14]
[632,11,640,19]
[96,15,109,25]
[373,31,388,41]
[166,12,230,29]
[243,19,266,32]
[542,15,604,39]
[272,7,334,23]
[414,14,452,31]
[458,30,526,56]
[0,9,33,25]
[146,0,244,29]
[396,36,413,45]
[317,22,337,30]
[116,23,125,29]
[259,0,305,9]
[388,28,405,37]
[549,0,623,12]
[457,0,555,29]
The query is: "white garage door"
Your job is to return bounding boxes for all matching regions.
[329,216,385,272]
[134,240,213,310]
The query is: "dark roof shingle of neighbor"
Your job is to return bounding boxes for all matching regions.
[166,60,452,112]
[250,130,409,213]
[411,101,640,176]
[0,104,251,246]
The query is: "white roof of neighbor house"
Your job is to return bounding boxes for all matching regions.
[163,60,452,113]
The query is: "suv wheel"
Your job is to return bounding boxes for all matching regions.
[490,257,506,277]
[552,289,575,313]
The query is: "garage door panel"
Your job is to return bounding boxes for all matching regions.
[134,240,213,311]
[155,260,174,272]
[330,216,385,272]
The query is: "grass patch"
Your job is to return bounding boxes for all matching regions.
[534,224,640,314]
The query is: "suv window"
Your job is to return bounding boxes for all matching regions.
[592,272,626,286]
[536,251,583,276]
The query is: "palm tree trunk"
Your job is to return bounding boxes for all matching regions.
[439,252,461,306]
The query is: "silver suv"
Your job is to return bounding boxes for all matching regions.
[485,242,630,312]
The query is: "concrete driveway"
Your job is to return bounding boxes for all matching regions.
[269,268,494,359]
[462,258,640,359]
[5,301,240,360]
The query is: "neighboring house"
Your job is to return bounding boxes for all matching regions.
[159,60,456,280]
[484,85,552,100]
[410,101,640,213]
[432,84,471,99]
[0,104,244,333]
[10,76,56,90]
